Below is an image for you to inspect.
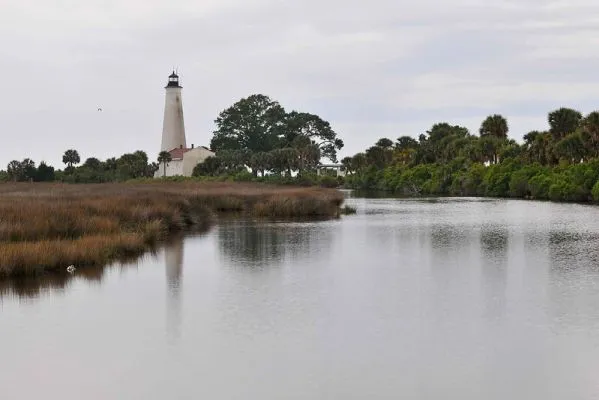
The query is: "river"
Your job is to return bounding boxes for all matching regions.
[2,194,599,399]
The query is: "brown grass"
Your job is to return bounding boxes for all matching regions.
[0,182,344,277]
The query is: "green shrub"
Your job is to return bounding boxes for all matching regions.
[295,172,318,187]
[318,175,339,188]
[232,170,255,182]
[509,170,530,198]
[528,174,552,199]
[548,181,567,201]
[548,178,587,202]
[592,180,599,202]
[483,168,510,197]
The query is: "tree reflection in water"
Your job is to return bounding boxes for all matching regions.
[430,223,469,252]
[479,223,509,321]
[548,230,599,273]
[216,219,335,270]
[0,273,71,301]
[480,224,509,256]
[544,229,599,332]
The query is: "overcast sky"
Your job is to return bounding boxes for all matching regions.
[1,0,599,168]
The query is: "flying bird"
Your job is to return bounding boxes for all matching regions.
[97,107,103,112]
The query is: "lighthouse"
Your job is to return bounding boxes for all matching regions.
[160,71,187,152]
[155,71,215,178]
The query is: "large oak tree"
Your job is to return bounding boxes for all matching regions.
[210,94,286,154]
[210,94,343,166]
[283,111,344,162]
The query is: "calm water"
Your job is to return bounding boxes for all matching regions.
[2,195,599,399]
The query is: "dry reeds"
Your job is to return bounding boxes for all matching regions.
[0,182,344,277]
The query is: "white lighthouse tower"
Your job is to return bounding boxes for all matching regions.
[155,71,215,178]
[160,71,187,151]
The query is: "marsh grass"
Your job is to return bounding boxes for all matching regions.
[0,182,344,277]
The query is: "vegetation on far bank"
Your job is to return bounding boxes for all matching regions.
[0,149,159,184]
[4,98,599,205]
[342,108,599,203]
[0,182,345,278]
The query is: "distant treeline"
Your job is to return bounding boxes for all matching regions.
[342,108,599,203]
[0,150,158,183]
[6,105,599,205]
[0,93,344,184]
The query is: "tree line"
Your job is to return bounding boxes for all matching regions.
[0,149,158,183]
[0,93,344,183]
[343,107,599,203]
[7,95,599,204]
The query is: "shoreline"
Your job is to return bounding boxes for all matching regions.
[345,187,599,206]
[0,182,346,278]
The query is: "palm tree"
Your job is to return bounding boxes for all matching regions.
[582,111,599,157]
[365,145,388,169]
[341,157,354,175]
[249,152,269,177]
[479,136,502,164]
[555,132,586,163]
[480,114,509,139]
[395,136,418,151]
[351,153,367,172]
[375,137,394,149]
[20,158,36,181]
[62,149,80,168]
[157,151,172,178]
[548,107,582,140]
[291,135,320,172]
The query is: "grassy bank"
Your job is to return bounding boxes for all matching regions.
[0,182,344,277]
[130,171,346,188]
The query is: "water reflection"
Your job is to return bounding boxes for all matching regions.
[548,230,599,273]
[543,229,599,335]
[480,224,509,255]
[165,237,184,289]
[479,224,509,321]
[0,245,161,302]
[0,262,134,302]
[3,197,599,399]
[164,237,184,344]
[217,219,334,269]
[0,274,70,301]
[430,223,469,251]
[0,265,117,301]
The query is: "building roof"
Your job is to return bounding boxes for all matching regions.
[167,146,214,160]
[318,163,343,168]
[166,71,182,88]
[168,147,191,160]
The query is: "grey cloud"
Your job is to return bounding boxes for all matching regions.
[1,0,599,166]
